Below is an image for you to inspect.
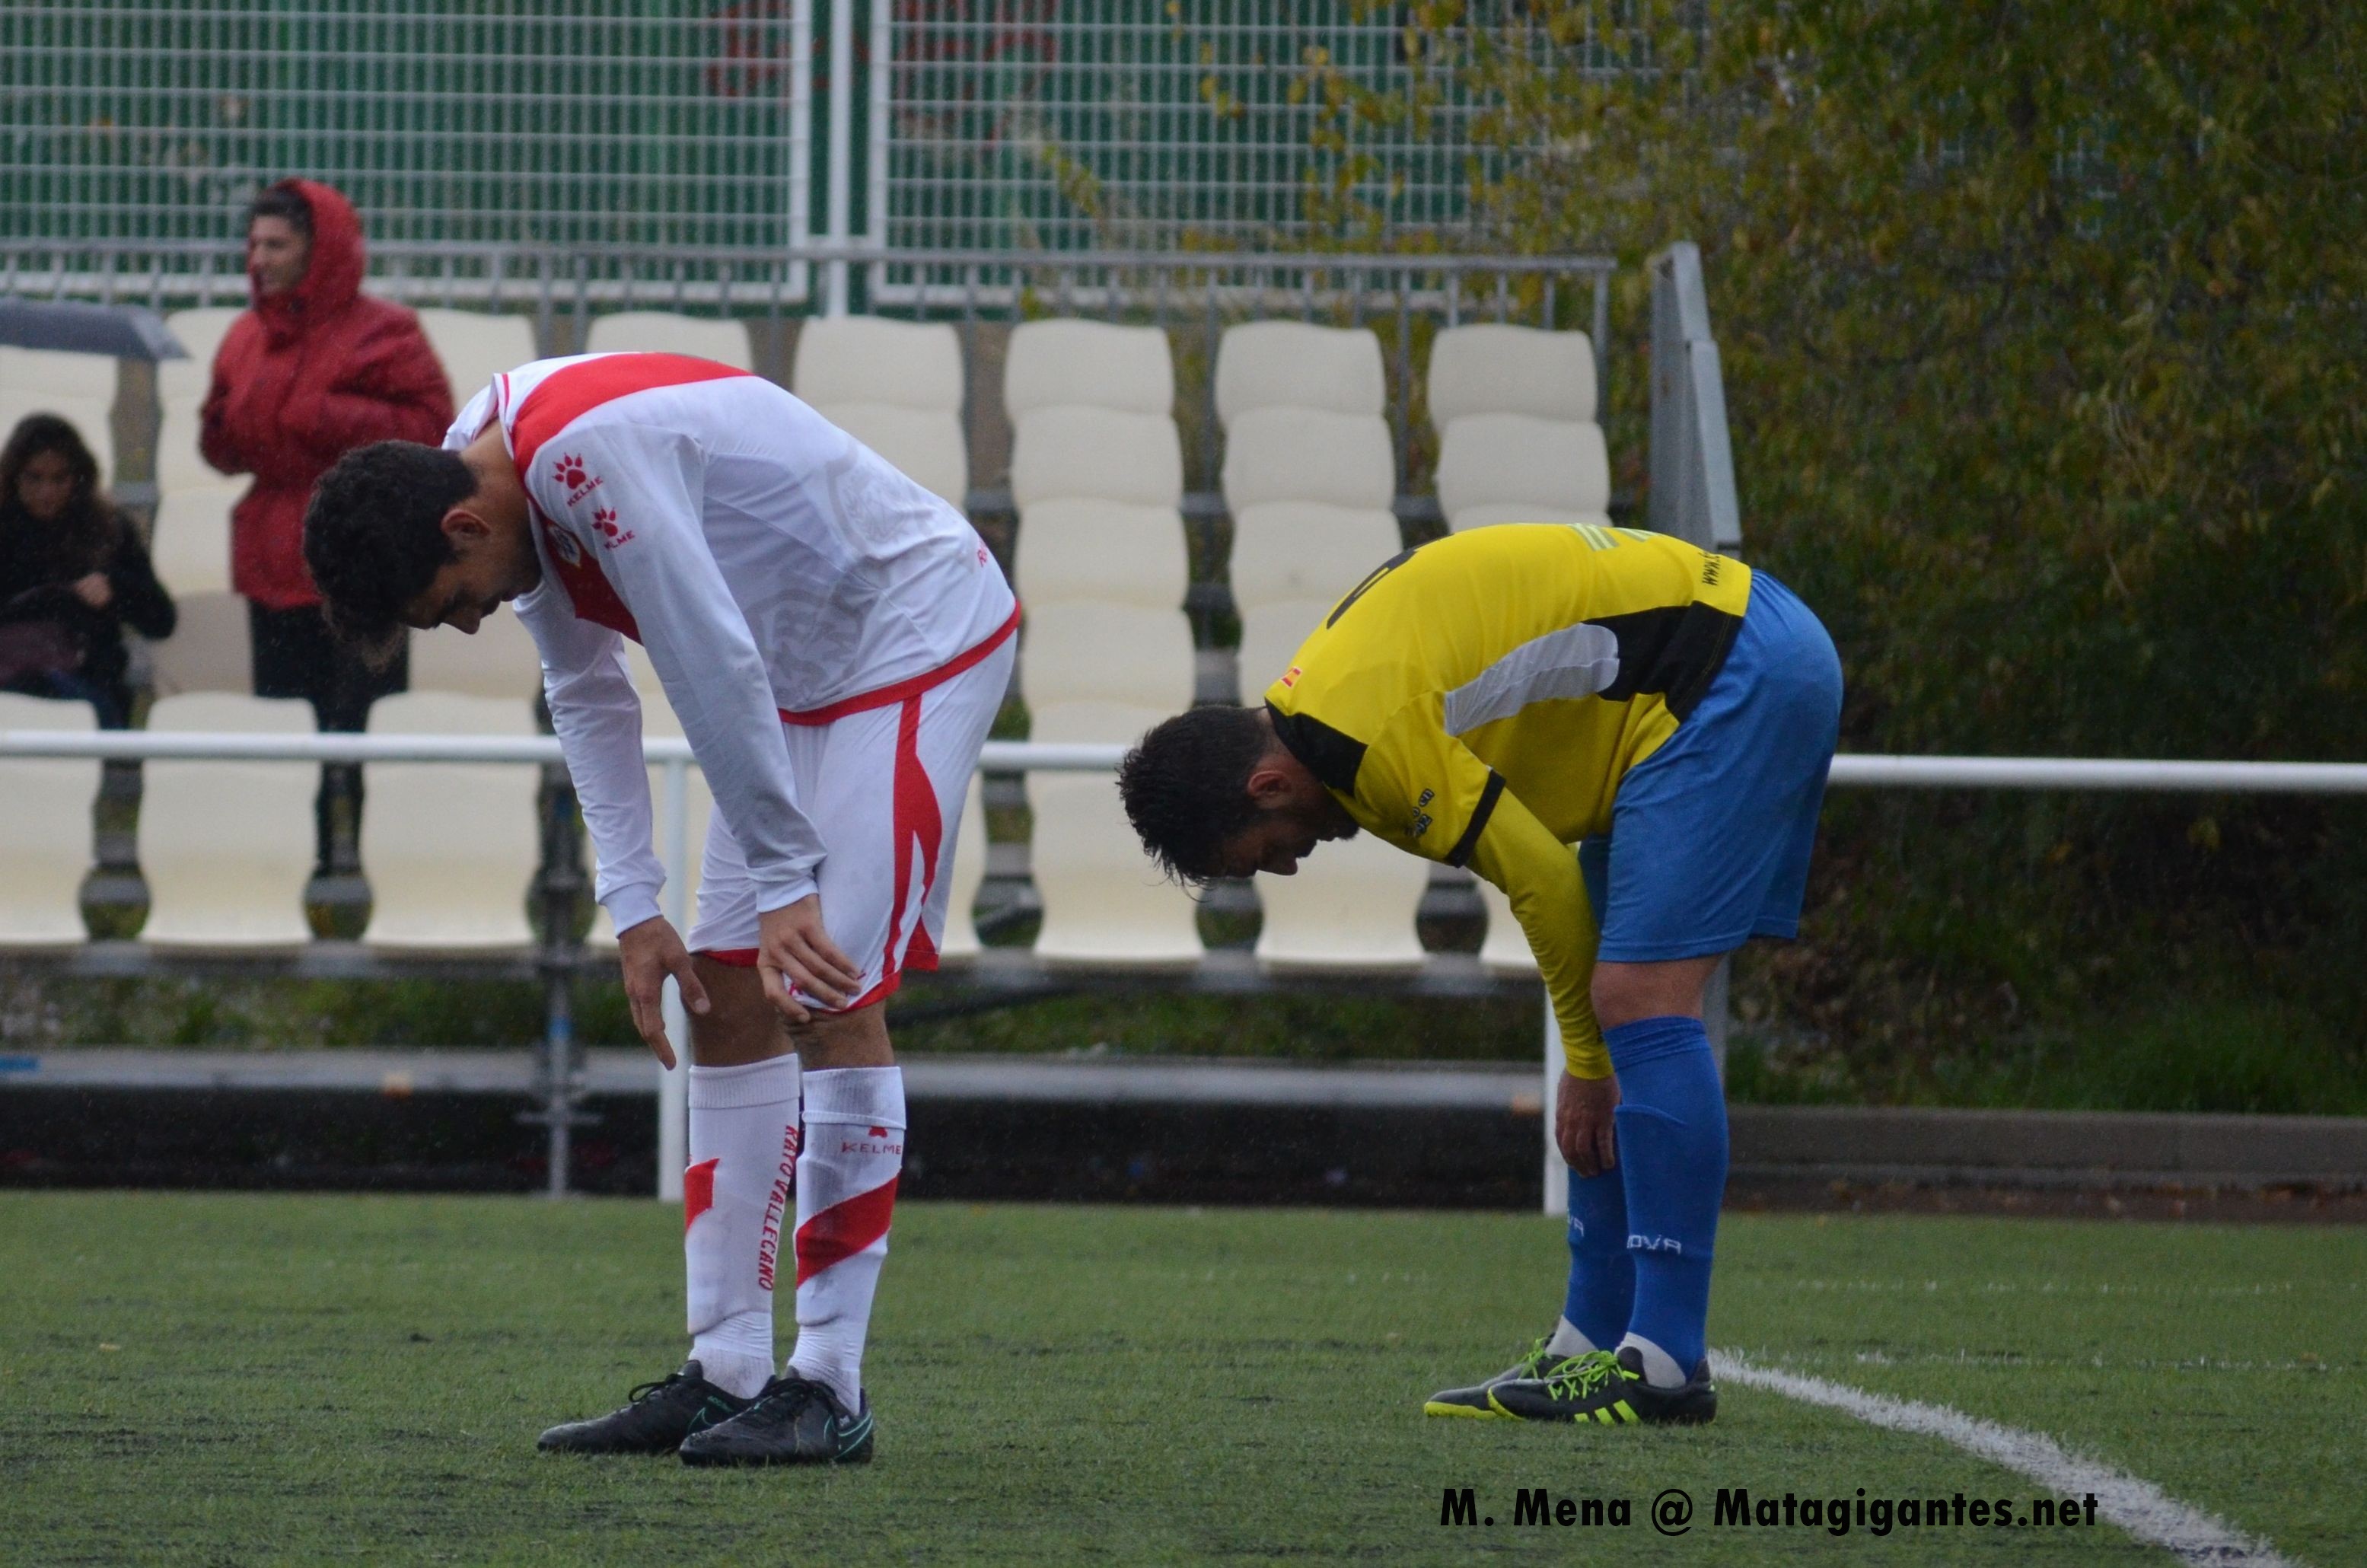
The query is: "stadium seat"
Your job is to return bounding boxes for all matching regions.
[1426,325,1610,532]
[406,610,544,703]
[145,592,254,696]
[585,311,753,371]
[935,774,989,964]
[157,308,244,492]
[1018,601,1195,711]
[0,693,99,946]
[413,308,535,408]
[359,691,541,948]
[1026,700,1202,967]
[1217,322,1426,970]
[1008,403,1184,516]
[1011,499,1190,613]
[792,317,967,506]
[139,693,317,945]
[1004,319,1173,419]
[148,484,238,596]
[1475,878,1540,977]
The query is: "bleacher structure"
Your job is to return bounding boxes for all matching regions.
[0,240,1743,1191]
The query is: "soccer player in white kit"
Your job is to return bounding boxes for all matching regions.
[302,352,1018,1467]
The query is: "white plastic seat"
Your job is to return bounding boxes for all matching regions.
[148,485,239,596]
[1018,601,1196,712]
[0,693,98,945]
[139,693,317,945]
[1214,321,1387,422]
[1012,499,1190,611]
[413,308,534,407]
[1228,503,1403,613]
[935,774,989,964]
[146,592,253,696]
[407,610,545,703]
[1234,604,1427,969]
[1009,406,1184,513]
[359,692,540,948]
[794,317,967,506]
[1221,407,1396,514]
[1428,324,1597,427]
[1027,700,1201,967]
[1427,326,1610,533]
[1476,878,1540,977]
[1004,320,1173,419]
[586,312,754,370]
[157,308,245,492]
[1434,413,1612,526]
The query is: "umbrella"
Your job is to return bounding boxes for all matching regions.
[0,298,186,361]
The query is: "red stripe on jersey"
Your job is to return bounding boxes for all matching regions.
[779,601,1021,725]
[508,353,753,473]
[794,1175,899,1286]
[508,355,751,641]
[683,1156,720,1233]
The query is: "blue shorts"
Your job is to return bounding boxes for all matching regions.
[1585,571,1843,964]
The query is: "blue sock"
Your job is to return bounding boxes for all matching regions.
[1563,1162,1634,1350]
[1607,1015,1728,1376]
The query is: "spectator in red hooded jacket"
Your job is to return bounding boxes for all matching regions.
[200,179,454,872]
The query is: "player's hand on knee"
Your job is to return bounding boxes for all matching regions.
[755,896,864,1025]
[616,916,709,1069]
[1557,1069,1620,1178]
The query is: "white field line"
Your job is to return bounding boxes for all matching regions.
[1712,1350,2300,1567]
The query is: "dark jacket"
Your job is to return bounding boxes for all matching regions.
[200,179,454,609]
[0,500,177,719]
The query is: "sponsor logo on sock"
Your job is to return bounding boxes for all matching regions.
[839,1128,904,1156]
[755,1123,801,1292]
[1628,1233,1684,1254]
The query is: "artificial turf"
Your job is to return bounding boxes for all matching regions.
[0,1194,2354,1565]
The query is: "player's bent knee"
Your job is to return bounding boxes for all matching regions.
[1591,957,1723,1031]
[791,1001,894,1071]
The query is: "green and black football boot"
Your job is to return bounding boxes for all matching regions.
[1422,1335,1565,1419]
[536,1360,753,1455]
[677,1372,875,1468]
[1485,1347,1719,1426]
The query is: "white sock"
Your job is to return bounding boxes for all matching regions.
[786,1066,905,1411]
[1617,1331,1688,1389]
[683,1055,801,1401]
[1544,1316,1597,1359]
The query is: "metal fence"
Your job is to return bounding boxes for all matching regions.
[0,1,812,269]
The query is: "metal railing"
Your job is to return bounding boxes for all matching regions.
[6,728,2365,1202]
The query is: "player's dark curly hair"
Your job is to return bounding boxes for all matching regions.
[1116,703,1273,886]
[302,440,477,655]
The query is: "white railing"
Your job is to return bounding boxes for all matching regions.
[8,730,2363,1203]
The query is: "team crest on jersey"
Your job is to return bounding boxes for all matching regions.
[543,518,584,566]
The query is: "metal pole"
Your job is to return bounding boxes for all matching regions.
[1541,1004,1567,1217]
[656,755,692,1202]
[543,962,575,1199]
[825,0,853,315]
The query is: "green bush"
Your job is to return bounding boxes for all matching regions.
[1272,2,2367,1083]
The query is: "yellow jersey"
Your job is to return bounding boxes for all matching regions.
[1262,523,1752,1075]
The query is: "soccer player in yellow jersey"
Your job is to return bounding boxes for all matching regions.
[1118,522,1842,1427]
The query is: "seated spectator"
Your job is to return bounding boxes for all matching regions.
[0,413,176,728]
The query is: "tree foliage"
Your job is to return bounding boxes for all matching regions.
[1305,1,2367,1076]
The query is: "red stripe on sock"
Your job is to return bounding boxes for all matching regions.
[794,1176,899,1286]
[683,1156,720,1233]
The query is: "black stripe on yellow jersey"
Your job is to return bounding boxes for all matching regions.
[1262,523,1752,1075]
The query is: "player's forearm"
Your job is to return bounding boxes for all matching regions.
[1471,805,1609,1078]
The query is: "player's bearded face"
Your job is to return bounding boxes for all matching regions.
[1222,798,1358,878]
[402,512,541,635]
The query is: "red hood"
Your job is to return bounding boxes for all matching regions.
[250,179,368,343]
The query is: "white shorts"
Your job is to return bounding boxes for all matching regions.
[685,634,1013,1012]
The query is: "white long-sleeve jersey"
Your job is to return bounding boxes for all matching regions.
[444,352,1016,933]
